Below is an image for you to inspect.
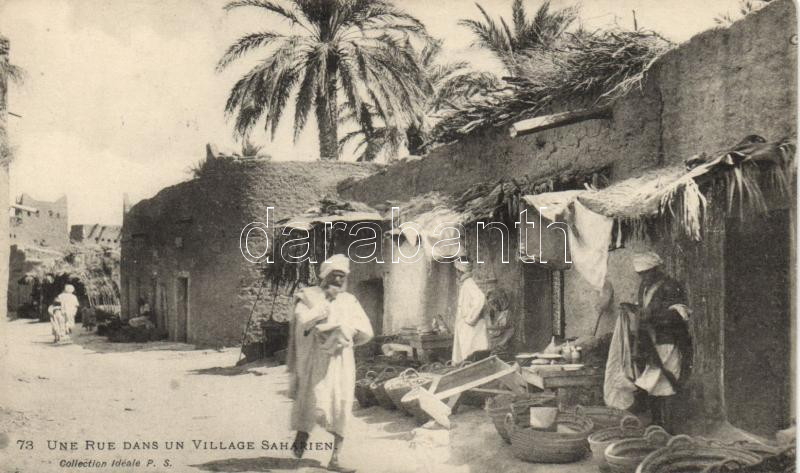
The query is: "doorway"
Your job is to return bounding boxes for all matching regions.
[176,276,189,342]
[521,264,557,352]
[354,279,384,335]
[724,209,791,435]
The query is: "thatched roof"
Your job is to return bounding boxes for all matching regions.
[578,137,795,240]
[22,245,120,307]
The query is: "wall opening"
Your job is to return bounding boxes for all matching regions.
[724,209,791,435]
[353,278,384,335]
[521,264,556,352]
[176,276,189,342]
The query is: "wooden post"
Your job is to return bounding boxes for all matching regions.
[509,105,613,138]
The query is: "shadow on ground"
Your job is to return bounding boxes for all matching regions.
[191,456,322,472]
[190,359,281,377]
[69,331,208,354]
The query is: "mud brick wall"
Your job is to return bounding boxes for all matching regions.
[338,0,796,432]
[10,193,70,250]
[121,159,376,347]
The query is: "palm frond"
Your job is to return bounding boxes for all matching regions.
[224,0,301,25]
[217,31,282,71]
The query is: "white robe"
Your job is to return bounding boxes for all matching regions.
[56,293,79,333]
[452,277,488,363]
[287,287,373,436]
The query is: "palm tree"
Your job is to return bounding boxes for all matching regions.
[459,0,578,75]
[1,39,23,166]
[340,39,499,160]
[217,0,430,160]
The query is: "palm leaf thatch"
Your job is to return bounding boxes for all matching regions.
[218,0,431,160]
[25,245,121,309]
[430,29,672,145]
[578,137,796,241]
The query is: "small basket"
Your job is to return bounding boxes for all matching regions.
[506,412,594,463]
[355,371,378,408]
[571,405,637,432]
[587,415,644,464]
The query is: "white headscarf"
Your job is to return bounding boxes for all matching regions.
[632,251,663,272]
[64,284,75,293]
[319,254,350,279]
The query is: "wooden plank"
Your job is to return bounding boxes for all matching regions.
[433,365,517,400]
[509,105,613,138]
[499,371,528,395]
[418,388,451,429]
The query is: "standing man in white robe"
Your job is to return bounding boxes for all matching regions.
[56,284,80,335]
[451,259,488,363]
[287,254,373,473]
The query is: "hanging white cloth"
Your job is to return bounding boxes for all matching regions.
[567,201,613,289]
[604,308,639,409]
[451,277,488,363]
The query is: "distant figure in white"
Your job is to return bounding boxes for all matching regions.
[287,254,373,473]
[451,259,488,364]
[47,300,66,343]
[56,284,80,335]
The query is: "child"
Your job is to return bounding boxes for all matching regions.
[47,301,66,343]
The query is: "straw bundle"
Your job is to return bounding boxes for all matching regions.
[430,29,672,144]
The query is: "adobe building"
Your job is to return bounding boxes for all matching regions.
[325,0,795,437]
[71,224,121,248]
[120,146,377,349]
[7,194,70,315]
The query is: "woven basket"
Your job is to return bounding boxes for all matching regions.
[506,412,594,463]
[635,435,763,473]
[572,405,638,432]
[370,366,400,410]
[385,369,434,412]
[355,371,378,408]
[510,392,558,426]
[588,416,644,465]
[400,387,433,424]
[485,394,515,443]
[605,425,671,473]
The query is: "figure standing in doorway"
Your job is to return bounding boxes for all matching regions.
[287,254,373,473]
[630,251,692,428]
[451,259,488,364]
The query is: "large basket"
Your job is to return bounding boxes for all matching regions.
[385,369,435,413]
[510,392,558,425]
[605,425,671,473]
[635,435,764,473]
[587,415,644,465]
[355,371,379,408]
[400,387,433,424]
[506,412,594,463]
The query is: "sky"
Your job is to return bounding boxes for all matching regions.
[0,0,744,225]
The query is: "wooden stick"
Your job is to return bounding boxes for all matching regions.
[509,105,613,138]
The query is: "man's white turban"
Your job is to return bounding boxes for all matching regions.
[320,254,350,279]
[65,284,75,293]
[632,251,663,272]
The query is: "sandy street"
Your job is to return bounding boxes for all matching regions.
[0,319,596,473]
